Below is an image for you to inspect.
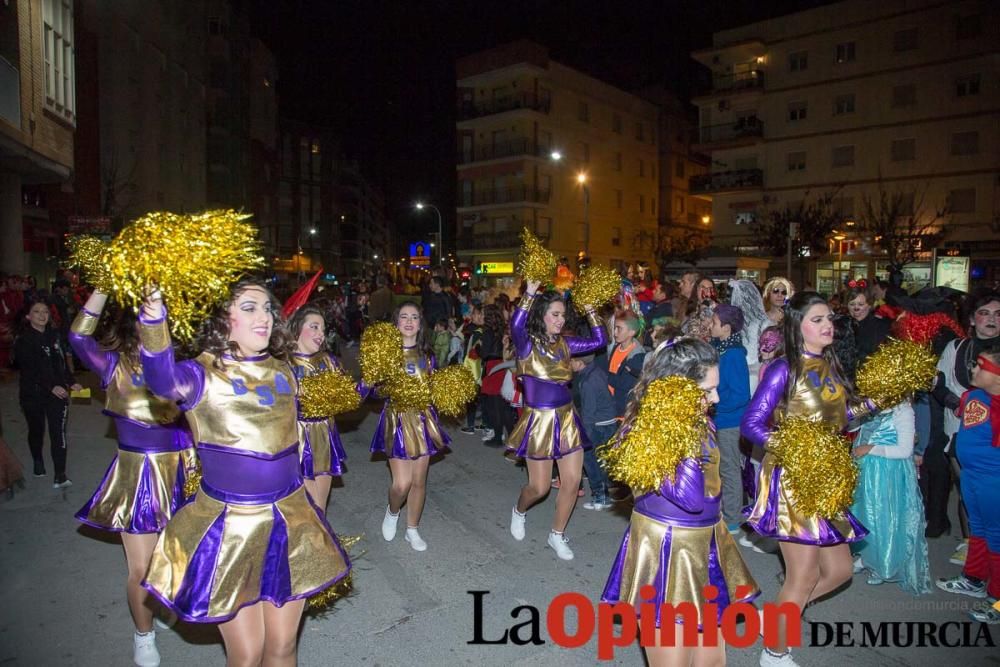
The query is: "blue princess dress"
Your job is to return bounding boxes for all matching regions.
[850,401,931,595]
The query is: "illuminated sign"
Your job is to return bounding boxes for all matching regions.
[935,256,969,292]
[476,262,514,274]
[409,241,431,266]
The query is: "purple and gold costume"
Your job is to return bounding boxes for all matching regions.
[506,297,606,459]
[69,308,196,533]
[290,352,348,478]
[741,354,872,545]
[369,346,451,459]
[602,427,759,628]
[137,312,350,623]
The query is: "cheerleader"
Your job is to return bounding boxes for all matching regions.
[138,280,350,666]
[371,301,451,552]
[602,338,759,666]
[69,290,195,667]
[507,281,606,560]
[742,292,875,667]
[287,305,349,513]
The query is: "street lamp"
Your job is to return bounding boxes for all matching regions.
[414,202,443,268]
[577,172,590,254]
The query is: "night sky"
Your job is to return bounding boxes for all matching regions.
[247,0,833,244]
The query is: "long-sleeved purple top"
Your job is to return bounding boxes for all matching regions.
[634,453,720,528]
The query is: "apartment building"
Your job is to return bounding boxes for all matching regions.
[456,41,661,286]
[690,0,998,292]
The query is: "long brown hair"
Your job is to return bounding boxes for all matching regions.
[287,304,331,355]
[392,300,431,356]
[193,278,292,364]
[96,303,141,361]
[781,291,858,408]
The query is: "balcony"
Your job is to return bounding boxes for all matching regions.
[457,138,549,165]
[695,117,763,148]
[702,69,764,96]
[458,93,551,121]
[690,169,764,195]
[457,230,523,250]
[458,185,551,208]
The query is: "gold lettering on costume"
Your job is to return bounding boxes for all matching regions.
[105,355,182,424]
[783,355,848,431]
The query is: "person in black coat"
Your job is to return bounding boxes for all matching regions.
[846,285,891,366]
[14,297,80,487]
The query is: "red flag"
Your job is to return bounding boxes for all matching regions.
[282,269,324,318]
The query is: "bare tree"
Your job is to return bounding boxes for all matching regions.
[656,224,711,266]
[751,188,846,258]
[100,149,138,228]
[859,178,950,272]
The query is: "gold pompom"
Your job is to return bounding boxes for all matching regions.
[65,235,113,292]
[572,264,620,312]
[429,365,477,417]
[183,461,202,499]
[769,417,858,519]
[299,368,361,418]
[599,376,708,495]
[359,322,404,386]
[856,338,937,409]
[516,227,557,284]
[105,210,265,342]
[306,533,365,615]
[384,373,431,412]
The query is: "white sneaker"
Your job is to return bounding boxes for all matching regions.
[133,630,160,667]
[480,429,496,441]
[852,554,864,574]
[759,648,799,666]
[739,533,766,554]
[153,610,177,630]
[547,531,574,560]
[404,527,427,551]
[510,506,526,541]
[381,505,399,541]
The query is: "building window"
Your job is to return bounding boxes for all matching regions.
[636,122,644,141]
[835,41,856,63]
[651,197,657,216]
[948,188,976,213]
[789,51,808,72]
[955,14,982,40]
[956,74,981,97]
[611,226,622,247]
[638,159,645,177]
[787,101,808,121]
[613,152,622,171]
[834,94,856,115]
[734,210,757,225]
[674,195,684,214]
[615,189,623,209]
[950,131,979,156]
[893,28,918,52]
[675,158,685,178]
[891,138,916,161]
[786,151,807,171]
[578,100,589,122]
[612,113,622,134]
[638,194,645,213]
[537,217,552,239]
[42,0,75,121]
[891,84,916,108]
[832,145,855,168]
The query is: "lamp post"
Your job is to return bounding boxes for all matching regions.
[414,202,443,268]
[296,227,317,279]
[551,151,590,255]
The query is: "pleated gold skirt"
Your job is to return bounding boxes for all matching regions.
[506,403,587,460]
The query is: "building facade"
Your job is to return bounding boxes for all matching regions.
[455,41,661,287]
[690,0,999,291]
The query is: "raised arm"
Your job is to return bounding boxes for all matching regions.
[510,295,533,359]
[565,310,607,355]
[68,291,117,385]
[741,358,789,447]
[138,296,204,408]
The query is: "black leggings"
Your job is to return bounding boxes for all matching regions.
[21,395,69,476]
[482,394,515,444]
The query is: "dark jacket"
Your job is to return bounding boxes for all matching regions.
[14,326,73,402]
[422,290,453,328]
[599,342,646,418]
[368,286,394,322]
[571,362,618,444]
[480,328,504,362]
[714,340,750,429]
[853,312,892,364]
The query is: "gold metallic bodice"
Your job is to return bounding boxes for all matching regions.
[290,351,335,381]
[784,354,848,431]
[518,338,572,384]
[106,354,182,425]
[186,352,299,456]
[703,443,722,498]
[402,346,432,380]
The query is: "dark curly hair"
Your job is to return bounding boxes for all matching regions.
[482,303,506,340]
[96,302,141,361]
[832,313,858,381]
[781,291,858,407]
[526,290,565,345]
[392,300,431,355]
[287,304,331,354]
[193,278,292,364]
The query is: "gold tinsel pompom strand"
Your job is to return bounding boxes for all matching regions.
[306,533,365,615]
[104,210,265,343]
[65,235,113,293]
[855,337,937,410]
[516,227,557,284]
[768,417,858,519]
[429,365,477,417]
[384,373,432,412]
[299,368,361,418]
[572,264,621,313]
[183,461,202,499]
[359,322,404,386]
[599,376,708,496]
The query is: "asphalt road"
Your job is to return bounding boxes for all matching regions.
[0,350,996,666]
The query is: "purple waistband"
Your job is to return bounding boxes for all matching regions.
[113,418,190,452]
[522,376,572,409]
[200,478,302,505]
[634,497,722,529]
[198,443,302,496]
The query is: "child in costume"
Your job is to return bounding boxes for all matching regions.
[69,290,197,666]
[602,337,759,666]
[507,280,606,560]
[850,400,931,594]
[372,301,451,552]
[288,304,350,514]
[937,343,1000,624]
[138,280,350,665]
[742,292,876,667]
